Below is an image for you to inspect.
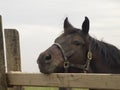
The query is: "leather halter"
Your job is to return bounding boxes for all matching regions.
[54,43,92,73]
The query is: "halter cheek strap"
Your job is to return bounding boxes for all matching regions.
[54,43,69,72]
[85,50,92,72]
[54,43,92,73]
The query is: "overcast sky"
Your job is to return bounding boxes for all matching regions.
[0,0,120,72]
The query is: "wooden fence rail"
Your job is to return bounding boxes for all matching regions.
[0,15,120,90]
[6,72,120,89]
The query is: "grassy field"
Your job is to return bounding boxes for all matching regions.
[25,87,58,90]
[25,87,88,90]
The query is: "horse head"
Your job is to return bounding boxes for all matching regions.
[37,17,92,74]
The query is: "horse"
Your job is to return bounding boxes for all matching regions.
[37,17,120,90]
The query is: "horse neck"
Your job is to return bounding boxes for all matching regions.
[89,37,112,73]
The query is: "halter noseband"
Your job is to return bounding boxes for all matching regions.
[54,43,92,73]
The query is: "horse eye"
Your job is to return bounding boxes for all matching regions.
[73,40,81,46]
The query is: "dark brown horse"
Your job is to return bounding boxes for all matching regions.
[37,17,120,90]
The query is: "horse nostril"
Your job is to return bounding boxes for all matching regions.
[45,54,51,60]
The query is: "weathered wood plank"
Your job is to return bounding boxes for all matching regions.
[0,15,7,90]
[5,29,23,90]
[5,29,21,72]
[6,72,120,89]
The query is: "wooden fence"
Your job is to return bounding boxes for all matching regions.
[0,15,120,90]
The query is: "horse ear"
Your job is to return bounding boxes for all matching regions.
[82,17,89,34]
[64,17,74,33]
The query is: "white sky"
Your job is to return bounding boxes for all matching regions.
[0,0,120,72]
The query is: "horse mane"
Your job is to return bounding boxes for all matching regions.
[90,37,120,66]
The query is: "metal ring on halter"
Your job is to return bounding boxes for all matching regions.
[64,61,69,69]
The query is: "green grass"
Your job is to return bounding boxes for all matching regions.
[25,87,88,90]
[25,87,58,90]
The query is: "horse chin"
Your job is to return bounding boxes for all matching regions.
[40,70,53,74]
[39,65,57,74]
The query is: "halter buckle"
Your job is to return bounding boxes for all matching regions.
[64,61,69,69]
[87,51,92,60]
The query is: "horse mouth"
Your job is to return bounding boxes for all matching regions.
[38,64,57,74]
[40,69,52,74]
[38,62,64,74]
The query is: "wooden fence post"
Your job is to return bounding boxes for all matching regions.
[5,29,24,90]
[0,16,7,90]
